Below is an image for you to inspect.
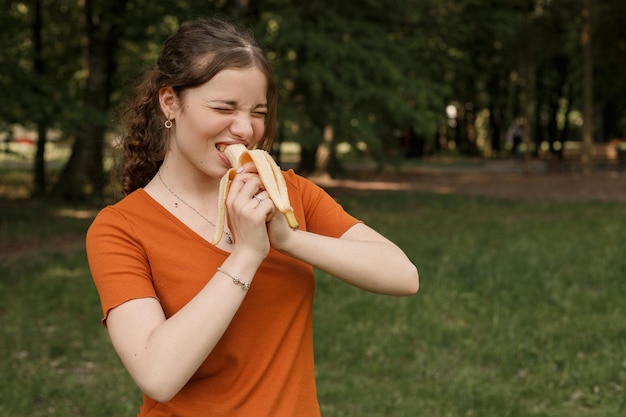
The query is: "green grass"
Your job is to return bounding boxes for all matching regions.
[0,251,139,416]
[1,190,625,416]
[315,192,626,417]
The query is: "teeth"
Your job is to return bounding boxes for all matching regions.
[212,144,299,245]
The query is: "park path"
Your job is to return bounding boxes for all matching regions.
[312,158,626,202]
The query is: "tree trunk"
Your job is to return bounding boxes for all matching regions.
[488,103,502,154]
[533,67,545,155]
[34,125,47,196]
[298,145,317,175]
[32,0,47,197]
[581,0,594,175]
[520,60,533,174]
[51,0,127,200]
[559,82,573,147]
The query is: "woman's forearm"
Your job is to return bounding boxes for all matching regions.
[278,224,418,296]
[107,250,263,402]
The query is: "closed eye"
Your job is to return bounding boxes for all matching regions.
[212,107,234,113]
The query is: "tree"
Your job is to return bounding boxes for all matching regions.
[31,0,47,196]
[0,0,82,196]
[5,0,626,199]
[50,0,242,200]
[0,2,31,138]
[50,0,127,199]
[257,0,445,174]
[591,0,626,141]
[580,0,593,175]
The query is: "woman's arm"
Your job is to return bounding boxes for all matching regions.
[272,222,419,296]
[106,247,262,403]
[105,174,273,403]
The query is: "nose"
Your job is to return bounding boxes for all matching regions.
[229,112,254,140]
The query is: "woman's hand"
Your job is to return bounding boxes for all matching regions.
[225,168,274,261]
[266,205,296,250]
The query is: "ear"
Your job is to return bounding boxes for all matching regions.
[159,87,178,120]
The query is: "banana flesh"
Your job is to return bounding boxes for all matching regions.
[212,144,299,245]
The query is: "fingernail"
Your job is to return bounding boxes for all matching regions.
[236,166,244,174]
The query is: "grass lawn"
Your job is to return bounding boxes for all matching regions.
[1,187,625,416]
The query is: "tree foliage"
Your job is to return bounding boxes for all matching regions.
[256,0,446,171]
[1,0,625,199]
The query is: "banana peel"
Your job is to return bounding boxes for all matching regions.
[212,144,299,244]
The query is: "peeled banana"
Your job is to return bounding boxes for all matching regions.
[212,144,299,245]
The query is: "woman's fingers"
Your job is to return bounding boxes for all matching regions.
[228,173,262,202]
[225,175,274,252]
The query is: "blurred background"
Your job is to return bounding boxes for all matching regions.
[1,0,625,199]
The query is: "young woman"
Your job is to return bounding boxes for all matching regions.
[86,17,418,417]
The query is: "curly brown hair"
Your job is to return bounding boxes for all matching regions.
[118,18,277,195]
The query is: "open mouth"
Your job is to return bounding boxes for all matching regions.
[216,144,233,167]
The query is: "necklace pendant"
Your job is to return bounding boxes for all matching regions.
[158,170,232,245]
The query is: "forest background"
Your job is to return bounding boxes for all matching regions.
[1,0,625,200]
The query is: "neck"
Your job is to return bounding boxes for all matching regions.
[157,170,214,208]
[154,169,233,245]
[157,162,221,197]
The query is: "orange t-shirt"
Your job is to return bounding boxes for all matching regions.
[86,170,360,417]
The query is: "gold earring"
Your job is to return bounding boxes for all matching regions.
[164,116,173,129]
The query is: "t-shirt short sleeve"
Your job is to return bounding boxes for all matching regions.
[283,170,361,238]
[86,206,158,325]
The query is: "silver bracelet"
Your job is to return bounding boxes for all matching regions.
[217,267,250,290]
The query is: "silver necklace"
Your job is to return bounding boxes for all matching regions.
[157,170,233,244]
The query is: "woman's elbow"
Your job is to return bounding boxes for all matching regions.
[141,384,178,404]
[397,263,419,296]
[134,373,182,403]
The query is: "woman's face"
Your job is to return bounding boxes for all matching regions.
[166,66,268,178]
